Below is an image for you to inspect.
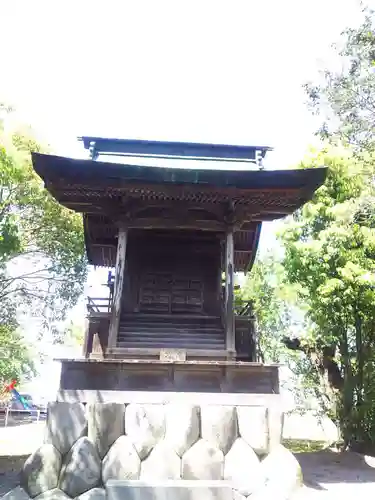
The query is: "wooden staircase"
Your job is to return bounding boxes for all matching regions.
[110,313,227,359]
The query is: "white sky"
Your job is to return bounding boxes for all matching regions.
[1,0,365,164]
[0,0,369,350]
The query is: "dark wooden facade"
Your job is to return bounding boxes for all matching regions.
[58,359,280,394]
[32,138,327,364]
[123,230,221,316]
[83,225,257,360]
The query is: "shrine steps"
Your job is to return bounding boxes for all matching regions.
[116,313,226,352]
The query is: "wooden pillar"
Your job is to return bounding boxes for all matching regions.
[225,226,235,354]
[218,241,224,309]
[82,318,90,358]
[108,224,128,350]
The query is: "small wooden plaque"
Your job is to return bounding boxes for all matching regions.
[160,349,186,362]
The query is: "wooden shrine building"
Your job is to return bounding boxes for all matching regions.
[32,138,326,395]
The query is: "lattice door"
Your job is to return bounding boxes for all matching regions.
[139,272,204,314]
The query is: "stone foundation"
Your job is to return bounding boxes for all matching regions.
[5,395,302,500]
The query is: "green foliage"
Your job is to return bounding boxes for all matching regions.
[0,108,88,383]
[280,148,375,447]
[282,439,328,453]
[239,254,297,362]
[305,8,375,154]
[0,113,87,320]
[276,7,375,448]
[61,320,85,348]
[240,8,375,448]
[0,325,35,393]
[282,150,374,335]
[240,251,325,413]
[243,146,375,443]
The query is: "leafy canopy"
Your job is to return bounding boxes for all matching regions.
[0,108,87,386]
[0,113,87,321]
[242,8,375,448]
[305,9,375,154]
[0,325,35,396]
[281,149,375,342]
[279,148,375,446]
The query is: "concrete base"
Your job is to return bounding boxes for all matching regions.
[106,481,233,500]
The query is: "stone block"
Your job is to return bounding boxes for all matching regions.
[140,441,181,480]
[201,405,237,454]
[75,488,107,499]
[46,402,87,455]
[102,435,141,483]
[224,438,261,496]
[165,404,200,457]
[232,492,246,500]
[88,403,125,459]
[268,407,284,450]
[21,443,62,497]
[237,406,268,454]
[125,404,165,459]
[254,444,303,498]
[34,489,70,499]
[1,486,30,499]
[181,439,224,480]
[59,437,101,498]
[106,480,233,500]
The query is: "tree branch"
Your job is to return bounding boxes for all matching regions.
[282,336,344,390]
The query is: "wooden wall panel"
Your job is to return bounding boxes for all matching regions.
[121,230,222,316]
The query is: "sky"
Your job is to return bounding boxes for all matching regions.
[1,0,365,165]
[1,0,366,243]
[0,0,370,381]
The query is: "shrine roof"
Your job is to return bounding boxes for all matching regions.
[31,151,327,272]
[32,152,326,201]
[78,136,272,162]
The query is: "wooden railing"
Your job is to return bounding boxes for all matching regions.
[234,299,257,361]
[87,297,112,314]
[85,294,258,361]
[234,298,254,317]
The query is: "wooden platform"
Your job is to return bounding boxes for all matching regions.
[57,358,279,394]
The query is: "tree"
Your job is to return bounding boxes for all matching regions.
[0,325,35,398]
[279,148,375,448]
[240,250,329,414]
[305,7,375,154]
[298,6,375,448]
[239,253,295,362]
[0,107,87,386]
[59,319,86,348]
[0,110,87,329]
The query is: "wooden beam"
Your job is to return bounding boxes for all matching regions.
[225,227,235,354]
[92,242,117,248]
[124,218,226,231]
[78,136,271,161]
[128,200,226,216]
[108,224,128,349]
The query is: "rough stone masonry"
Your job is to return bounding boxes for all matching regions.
[2,400,302,499]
